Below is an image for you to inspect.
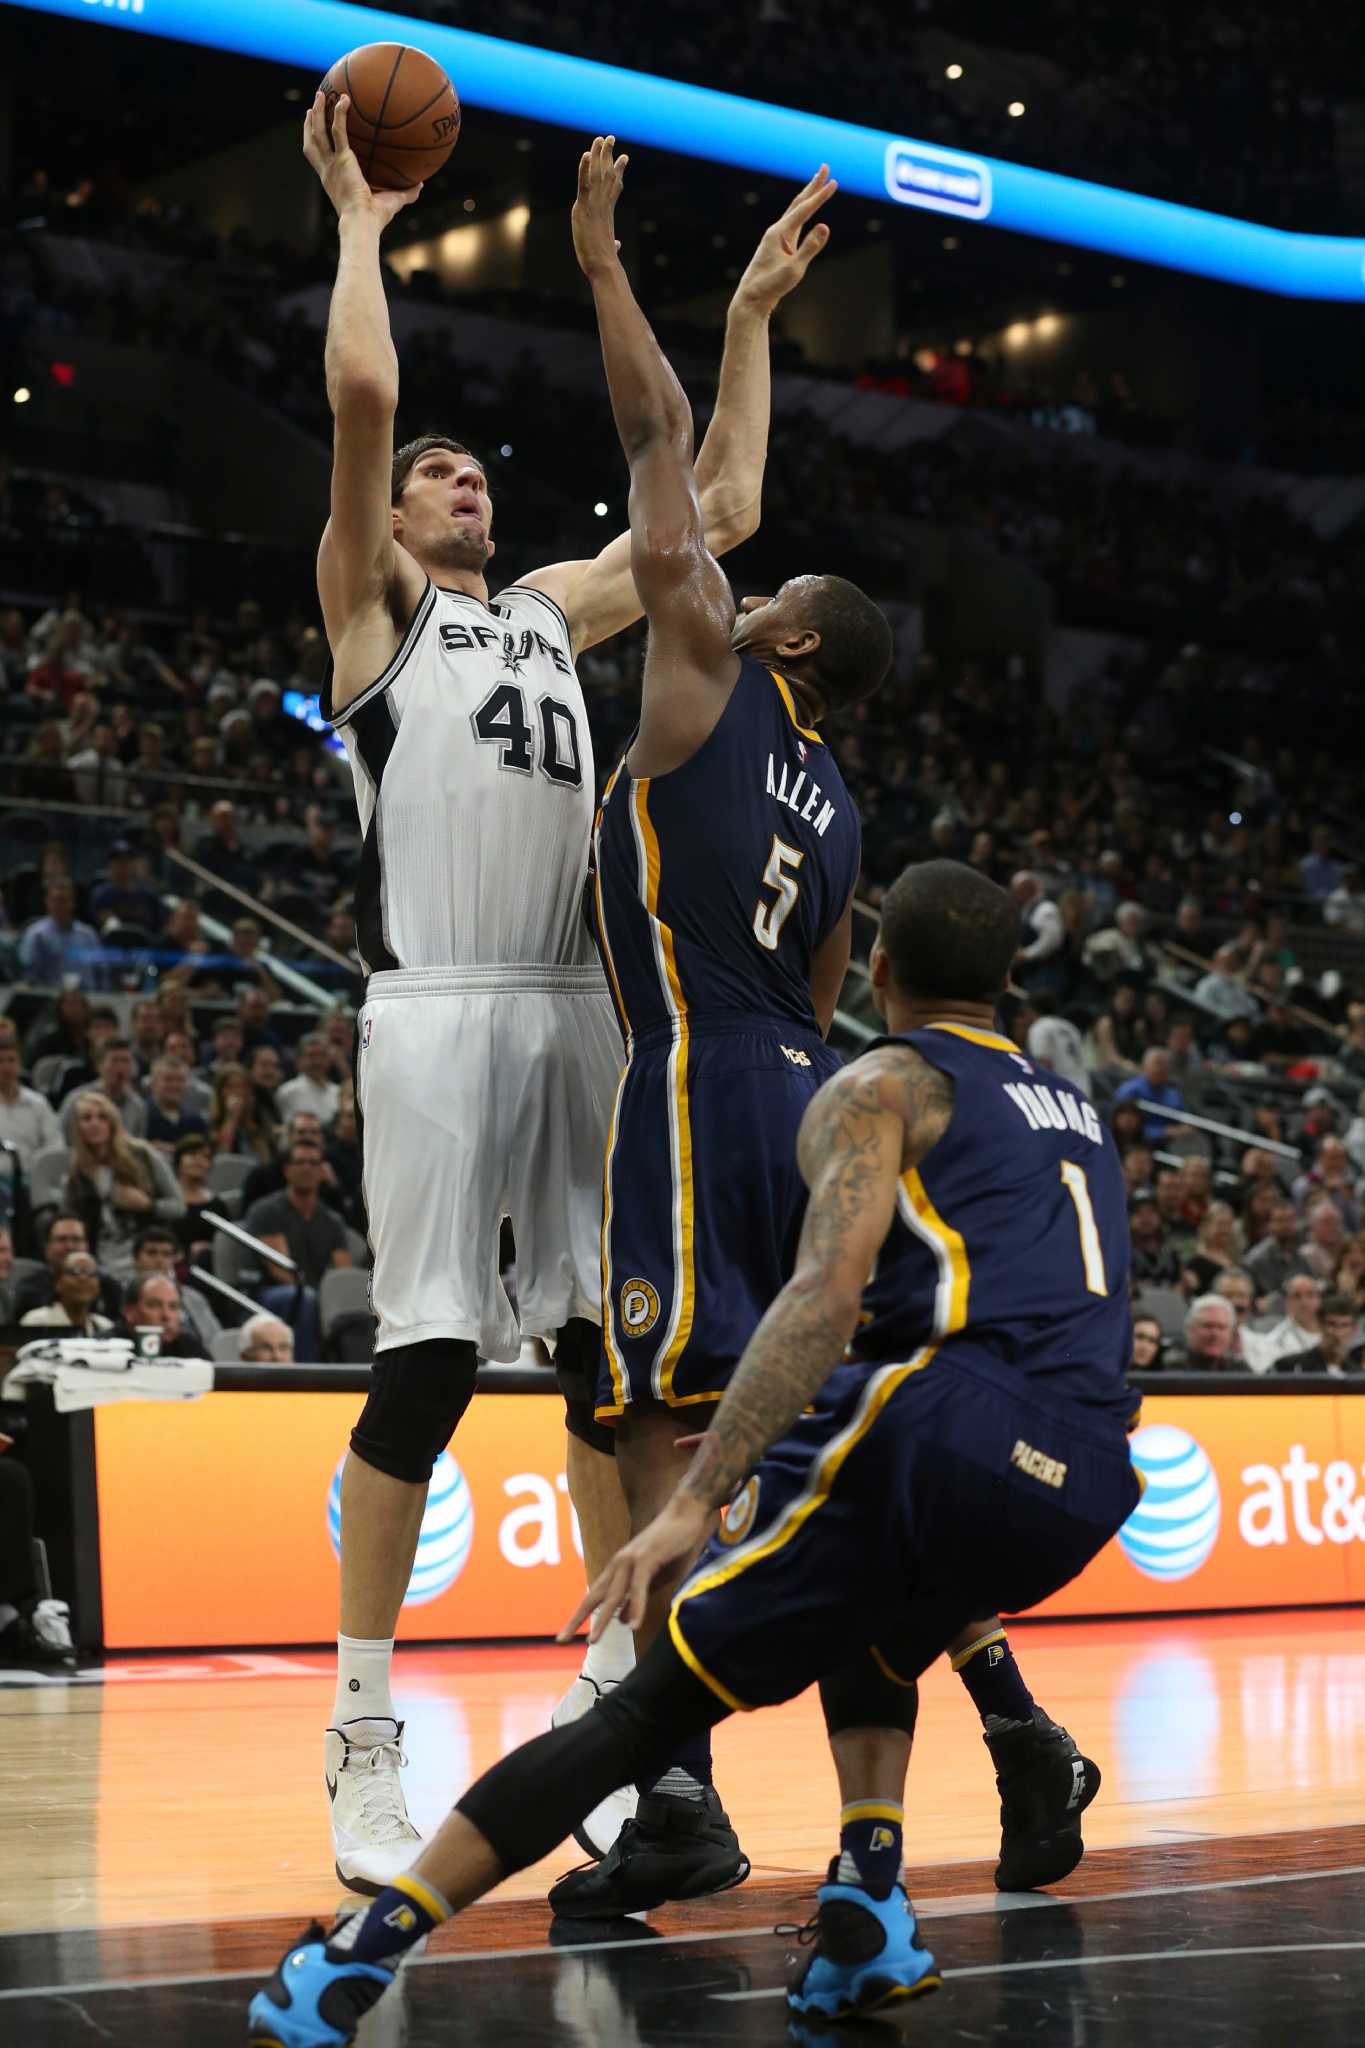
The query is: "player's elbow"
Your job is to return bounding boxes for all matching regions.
[327,363,399,422]
[700,487,761,556]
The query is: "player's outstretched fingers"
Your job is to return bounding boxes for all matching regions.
[330,92,353,156]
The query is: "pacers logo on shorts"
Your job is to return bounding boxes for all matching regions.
[721,1476,760,1545]
[619,1277,660,1337]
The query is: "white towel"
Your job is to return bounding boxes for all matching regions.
[2,1337,213,1411]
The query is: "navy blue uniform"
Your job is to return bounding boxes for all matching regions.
[669,1026,1140,1708]
[592,661,860,1419]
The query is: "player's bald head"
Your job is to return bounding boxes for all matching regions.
[876,859,1021,1005]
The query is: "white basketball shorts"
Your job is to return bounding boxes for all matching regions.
[355,965,624,1361]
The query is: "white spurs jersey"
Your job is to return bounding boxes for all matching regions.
[322,579,601,974]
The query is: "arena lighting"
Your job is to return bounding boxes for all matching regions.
[13,387,31,404]
[11,0,1365,298]
[1034,312,1060,336]
[593,501,608,516]
[944,63,963,80]
[1007,101,1026,117]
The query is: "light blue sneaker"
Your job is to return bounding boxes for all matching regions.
[247,1923,394,2047]
[786,1862,941,2020]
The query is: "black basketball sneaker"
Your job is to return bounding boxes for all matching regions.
[548,1786,751,1917]
[986,1710,1100,1891]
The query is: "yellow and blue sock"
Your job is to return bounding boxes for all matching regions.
[952,1627,1036,1734]
[836,1800,904,1895]
[327,1871,452,1966]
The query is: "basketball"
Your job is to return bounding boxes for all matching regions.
[319,43,460,192]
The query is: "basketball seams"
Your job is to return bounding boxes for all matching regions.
[367,45,408,183]
[392,78,456,127]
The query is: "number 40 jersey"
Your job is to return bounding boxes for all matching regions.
[322,577,599,976]
[592,659,861,1040]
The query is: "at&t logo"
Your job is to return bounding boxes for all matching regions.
[328,1451,474,1606]
[1118,1424,1220,1581]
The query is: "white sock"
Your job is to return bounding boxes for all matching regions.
[580,1615,636,1690]
[333,1633,396,1726]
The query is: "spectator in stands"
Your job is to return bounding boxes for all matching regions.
[1129,1187,1182,1288]
[295,804,354,897]
[172,1133,215,1262]
[1242,1273,1323,1374]
[1152,1165,1197,1259]
[1213,1267,1255,1337]
[63,1092,185,1273]
[1121,1143,1156,1194]
[1245,1199,1309,1305]
[247,1042,284,1113]
[209,1062,276,1164]
[1183,1202,1244,1296]
[160,899,209,977]
[1332,1236,1365,1312]
[1339,1008,1365,1087]
[13,1213,116,1321]
[236,985,282,1054]
[243,1139,352,1362]
[0,1436,76,1667]
[1193,945,1260,1022]
[1131,1314,1165,1372]
[240,1111,337,1212]
[1109,1102,1145,1152]
[1086,984,1144,1077]
[1298,823,1343,902]
[1274,1292,1363,1375]
[129,999,167,1071]
[129,1227,220,1349]
[18,1251,113,1338]
[1083,902,1150,986]
[1009,871,1068,995]
[1300,1195,1347,1280]
[1292,1137,1362,1230]
[69,721,128,809]
[26,989,90,1073]
[326,1086,364,1230]
[120,1272,201,1360]
[274,1033,340,1126]
[60,1038,146,1141]
[1115,1047,1186,1143]
[1165,1017,1202,1081]
[1240,1180,1281,1253]
[1346,1088,1365,1175]
[0,1024,60,1170]
[0,1227,14,1323]
[18,877,101,992]
[162,1030,210,1117]
[143,1056,209,1154]
[1167,1294,1239,1371]
[1252,999,1312,1069]
[193,799,258,911]
[239,1312,295,1363]
[88,841,163,932]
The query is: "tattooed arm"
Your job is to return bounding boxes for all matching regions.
[561,1045,954,1640]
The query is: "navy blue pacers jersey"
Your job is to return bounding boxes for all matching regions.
[592,660,860,1419]
[593,660,860,1038]
[853,1024,1134,1422]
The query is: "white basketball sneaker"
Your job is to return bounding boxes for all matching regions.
[326,1717,423,1894]
[551,1675,638,1861]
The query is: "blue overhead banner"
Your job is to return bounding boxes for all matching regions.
[12,0,1365,299]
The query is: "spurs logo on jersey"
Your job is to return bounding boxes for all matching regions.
[321,581,600,976]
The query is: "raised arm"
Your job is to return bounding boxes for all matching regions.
[302,93,426,710]
[564,1047,955,1637]
[526,164,834,659]
[571,138,738,768]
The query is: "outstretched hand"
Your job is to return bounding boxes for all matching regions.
[572,134,630,280]
[557,1492,711,1645]
[732,165,836,317]
[302,91,422,228]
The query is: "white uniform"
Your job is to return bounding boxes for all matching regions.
[324,578,624,1361]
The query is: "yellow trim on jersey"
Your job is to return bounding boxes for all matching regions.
[631,779,696,1402]
[391,1871,452,1924]
[769,668,823,745]
[841,1799,906,1824]
[924,1022,1019,1055]
[669,1349,938,1705]
[668,1613,752,1713]
[597,1054,632,1418]
[949,1626,1007,1673]
[901,1171,971,1337]
[868,1645,917,1689]
[592,761,630,1041]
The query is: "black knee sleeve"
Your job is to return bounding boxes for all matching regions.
[554,1316,616,1456]
[820,1646,920,1740]
[349,1339,479,1483]
[458,1633,727,1873]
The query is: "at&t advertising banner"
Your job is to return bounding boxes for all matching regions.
[94,1391,1365,1649]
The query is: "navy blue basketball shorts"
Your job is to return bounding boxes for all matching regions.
[596,1016,841,1422]
[668,1346,1141,1712]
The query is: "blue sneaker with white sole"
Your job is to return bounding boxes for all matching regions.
[247,1923,394,2047]
[786,1863,941,2020]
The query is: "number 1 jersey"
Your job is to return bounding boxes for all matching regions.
[322,577,599,974]
[593,661,861,1039]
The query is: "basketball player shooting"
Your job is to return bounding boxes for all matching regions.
[300,91,839,1893]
